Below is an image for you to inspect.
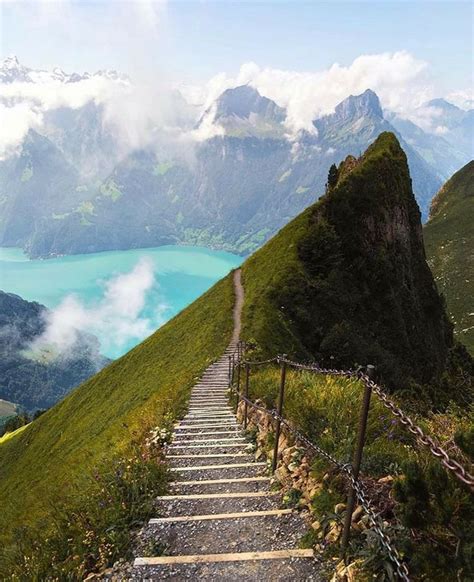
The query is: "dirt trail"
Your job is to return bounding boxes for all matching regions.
[231,268,244,345]
[123,269,326,580]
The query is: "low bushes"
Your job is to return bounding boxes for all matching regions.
[0,416,171,579]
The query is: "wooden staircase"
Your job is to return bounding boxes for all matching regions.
[132,342,324,581]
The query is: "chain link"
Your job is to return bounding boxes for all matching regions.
[232,348,474,578]
[350,475,410,581]
[238,392,410,580]
[278,356,358,378]
[235,354,474,490]
[241,357,280,366]
[361,375,474,490]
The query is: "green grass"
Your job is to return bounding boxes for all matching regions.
[241,206,313,357]
[100,179,123,201]
[245,366,413,476]
[153,162,174,176]
[0,273,235,549]
[424,161,474,354]
[0,424,28,445]
[20,164,33,183]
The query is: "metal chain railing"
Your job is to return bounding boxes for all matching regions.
[237,353,474,491]
[229,348,474,580]
[350,476,410,581]
[241,357,279,366]
[237,390,410,581]
[278,355,358,379]
[361,374,474,488]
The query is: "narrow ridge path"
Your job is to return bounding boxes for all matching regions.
[132,269,325,580]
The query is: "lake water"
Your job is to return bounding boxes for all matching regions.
[0,246,242,359]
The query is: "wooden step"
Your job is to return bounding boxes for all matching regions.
[167,453,253,459]
[168,443,251,450]
[170,462,266,472]
[171,476,271,486]
[134,548,314,567]
[174,430,243,438]
[172,437,245,444]
[156,491,277,500]
[175,426,240,432]
[177,420,239,426]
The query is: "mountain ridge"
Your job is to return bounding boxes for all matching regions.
[1,62,470,258]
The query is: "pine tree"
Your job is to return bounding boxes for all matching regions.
[326,163,339,191]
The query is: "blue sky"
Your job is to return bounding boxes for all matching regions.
[1,0,472,96]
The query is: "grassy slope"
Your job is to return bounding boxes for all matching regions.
[241,206,314,357]
[0,274,235,543]
[424,161,474,354]
[0,424,27,445]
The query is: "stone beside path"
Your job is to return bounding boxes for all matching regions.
[131,270,326,580]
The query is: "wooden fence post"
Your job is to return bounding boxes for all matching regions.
[243,363,250,429]
[272,356,287,473]
[340,365,375,557]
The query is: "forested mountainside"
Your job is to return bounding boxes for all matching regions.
[241,132,468,399]
[2,82,471,259]
[0,291,109,411]
[424,161,474,354]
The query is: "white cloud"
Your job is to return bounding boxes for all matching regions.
[29,258,165,358]
[446,89,474,110]
[0,72,201,161]
[185,51,434,136]
[0,75,128,110]
[0,74,129,158]
[0,102,43,159]
[186,103,224,142]
[0,49,459,157]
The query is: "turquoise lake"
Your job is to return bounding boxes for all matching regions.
[0,246,242,359]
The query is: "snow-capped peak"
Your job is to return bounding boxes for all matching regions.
[3,55,21,70]
[0,56,128,85]
[0,55,31,83]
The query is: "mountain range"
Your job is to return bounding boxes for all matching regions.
[0,57,472,258]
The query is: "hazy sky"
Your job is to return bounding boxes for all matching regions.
[1,0,472,96]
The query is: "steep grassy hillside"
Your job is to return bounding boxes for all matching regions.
[0,274,234,544]
[241,132,454,394]
[424,161,474,354]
